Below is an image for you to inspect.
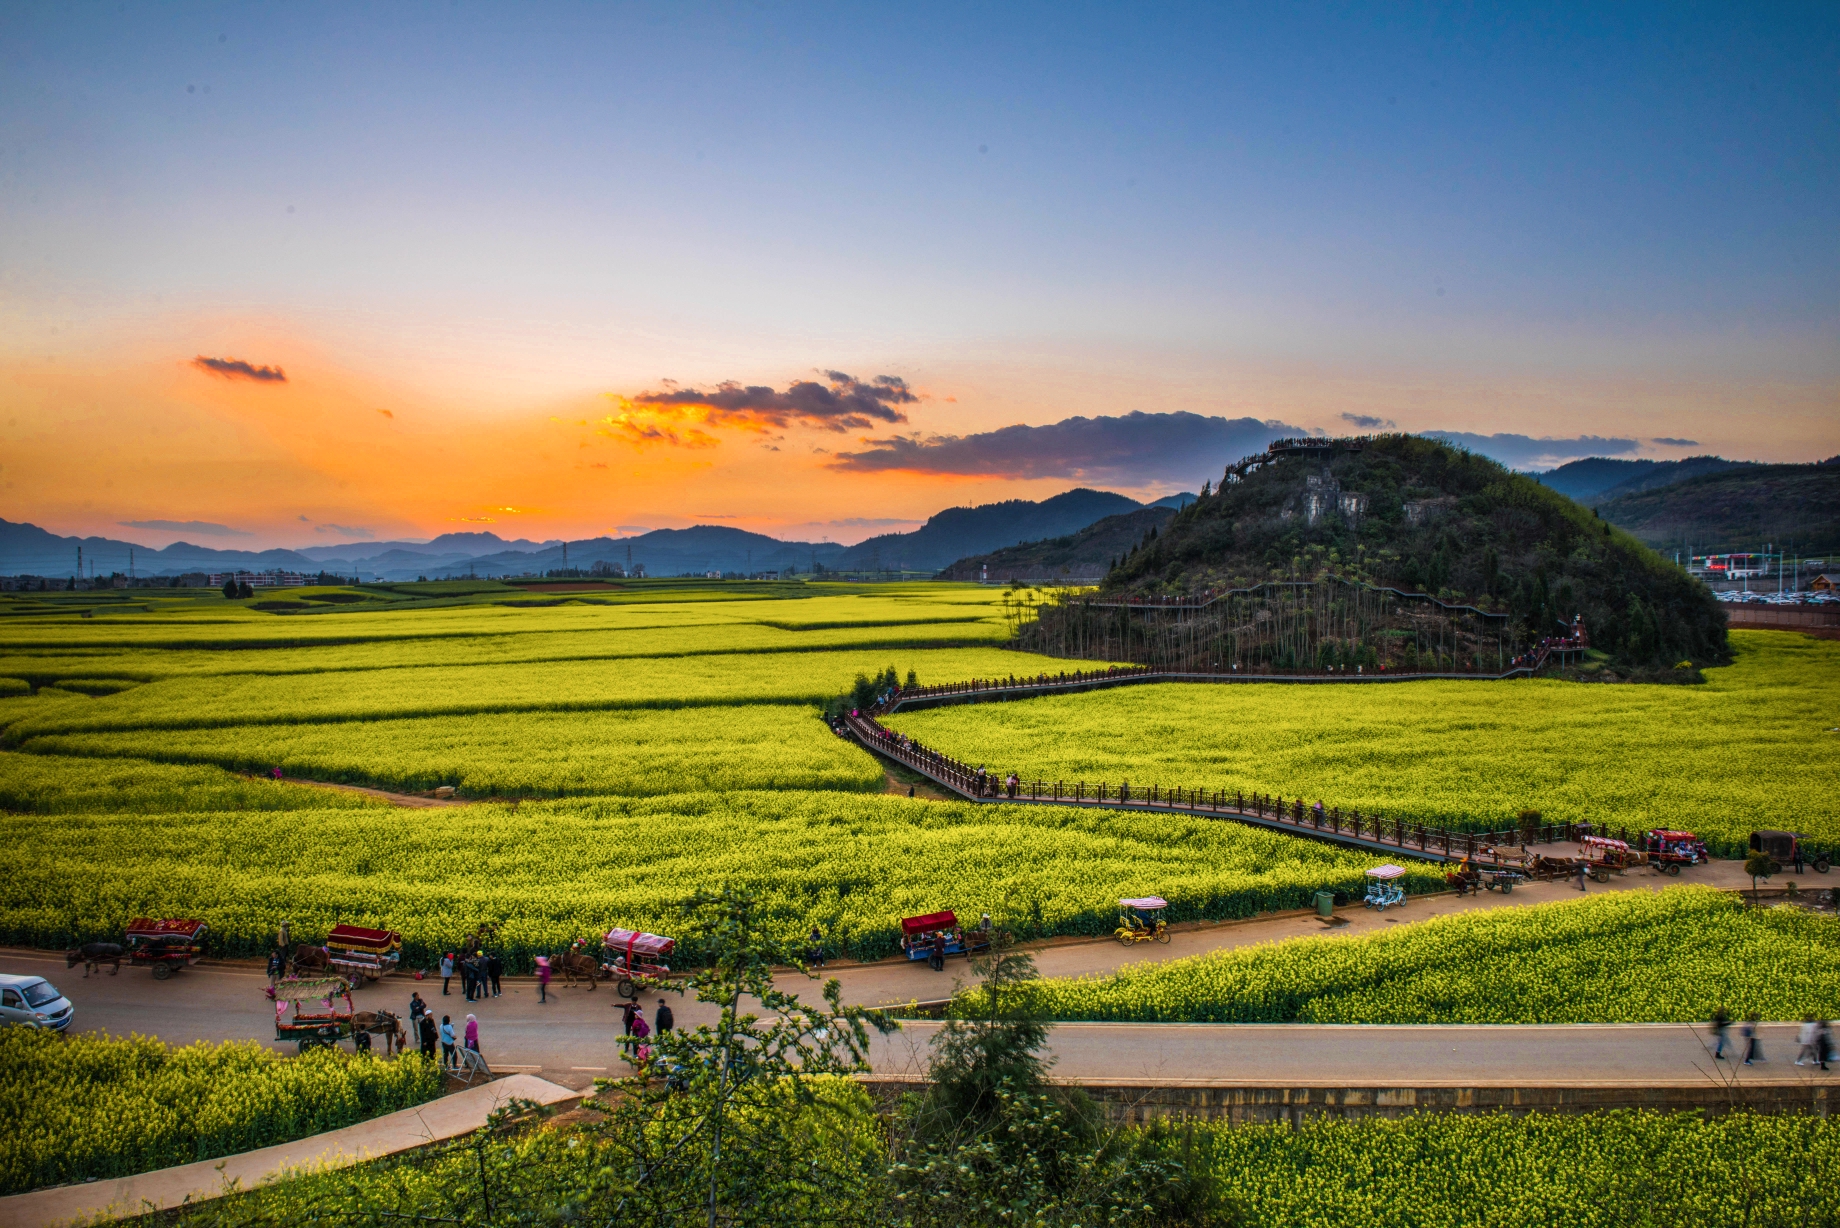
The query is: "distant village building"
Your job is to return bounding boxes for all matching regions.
[208,570,309,588]
[1812,574,1839,594]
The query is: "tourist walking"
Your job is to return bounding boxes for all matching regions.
[1797,1018,1820,1066]
[1710,1007,1730,1059]
[619,1000,638,1035]
[440,952,454,996]
[536,956,551,1003]
[1818,1019,1833,1071]
[654,998,674,1034]
[488,952,503,998]
[266,949,283,991]
[417,1011,437,1060]
[930,930,946,972]
[630,1006,650,1062]
[1576,862,1588,892]
[808,926,826,968]
[439,1015,457,1068]
[464,1013,480,1057]
[1742,1015,1765,1065]
[408,991,427,1028]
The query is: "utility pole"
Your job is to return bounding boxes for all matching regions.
[76,546,82,583]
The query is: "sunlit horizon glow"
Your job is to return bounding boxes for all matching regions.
[1,3,1834,549]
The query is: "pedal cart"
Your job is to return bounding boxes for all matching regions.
[1363,865,1407,911]
[1115,897,1170,945]
[601,927,676,1000]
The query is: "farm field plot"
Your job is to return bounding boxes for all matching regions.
[1199,1109,1839,1227]
[29,706,886,798]
[974,887,1840,1024]
[0,644,1057,740]
[0,751,387,813]
[887,631,1840,855]
[0,790,1445,965]
[0,1029,441,1195]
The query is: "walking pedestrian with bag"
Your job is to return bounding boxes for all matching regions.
[1742,1014,1765,1065]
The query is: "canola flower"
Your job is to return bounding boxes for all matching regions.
[965,887,1840,1024]
[0,1029,441,1195]
[0,790,1440,966]
[889,630,1840,855]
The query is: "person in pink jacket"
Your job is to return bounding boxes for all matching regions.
[536,955,552,1003]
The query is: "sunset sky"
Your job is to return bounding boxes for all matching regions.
[2,3,1835,548]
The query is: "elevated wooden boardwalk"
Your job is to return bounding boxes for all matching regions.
[847,661,1596,864]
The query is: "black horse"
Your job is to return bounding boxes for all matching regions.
[66,942,123,976]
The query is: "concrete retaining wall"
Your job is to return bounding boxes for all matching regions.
[862,1079,1831,1123]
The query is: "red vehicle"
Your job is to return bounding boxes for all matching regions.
[601,927,676,1000]
[123,918,207,981]
[324,924,402,987]
[1642,830,1708,876]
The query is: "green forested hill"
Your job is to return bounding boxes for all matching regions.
[1105,435,1728,669]
[1597,462,1840,558]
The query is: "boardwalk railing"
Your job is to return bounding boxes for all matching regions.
[883,643,1574,715]
[847,666,1601,862]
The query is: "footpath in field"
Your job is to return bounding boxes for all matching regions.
[0,1074,580,1228]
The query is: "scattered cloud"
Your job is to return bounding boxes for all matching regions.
[1652,437,1700,447]
[615,525,652,534]
[827,412,1307,484]
[120,518,252,537]
[191,356,287,383]
[450,516,497,524]
[314,523,375,538]
[1340,413,1396,429]
[828,517,923,528]
[298,514,310,522]
[1421,431,1640,470]
[377,409,394,419]
[600,371,915,449]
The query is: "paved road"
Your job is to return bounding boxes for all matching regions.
[6,858,1824,1094]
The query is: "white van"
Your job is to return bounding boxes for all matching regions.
[0,973,74,1031]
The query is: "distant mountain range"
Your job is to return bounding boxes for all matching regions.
[0,488,1198,580]
[1533,455,1760,503]
[1595,461,1840,558]
[937,505,1182,583]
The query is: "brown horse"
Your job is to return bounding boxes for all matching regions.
[551,950,602,989]
[66,943,122,977]
[351,1009,405,1056]
[292,944,330,974]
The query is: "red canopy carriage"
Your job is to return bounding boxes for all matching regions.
[123,918,206,981]
[601,927,676,1000]
[323,923,403,987]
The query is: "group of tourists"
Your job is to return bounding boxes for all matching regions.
[1709,1008,1833,1069]
[437,950,503,1001]
[403,990,479,1070]
[971,767,1022,798]
[617,996,676,1062]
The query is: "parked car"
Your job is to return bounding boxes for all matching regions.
[0,973,74,1031]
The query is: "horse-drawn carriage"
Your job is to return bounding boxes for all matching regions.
[290,923,403,990]
[1115,897,1170,945]
[124,918,207,980]
[600,928,676,999]
[1444,859,1525,895]
[271,976,402,1055]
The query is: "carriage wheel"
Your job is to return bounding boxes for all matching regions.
[1666,863,1681,877]
[617,978,636,1000]
[1814,858,1831,874]
[1592,869,1610,883]
[151,963,172,981]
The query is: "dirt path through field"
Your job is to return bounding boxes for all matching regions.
[281,776,471,808]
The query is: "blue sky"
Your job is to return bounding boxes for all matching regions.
[1,2,1835,544]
